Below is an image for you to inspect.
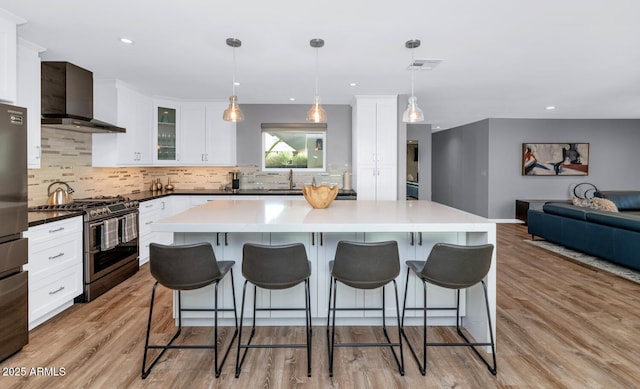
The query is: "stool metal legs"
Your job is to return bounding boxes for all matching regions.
[235,279,312,378]
[401,270,497,375]
[327,277,405,377]
[141,269,238,379]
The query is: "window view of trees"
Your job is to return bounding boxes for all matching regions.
[262,125,326,171]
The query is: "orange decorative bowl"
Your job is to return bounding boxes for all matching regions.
[301,185,339,209]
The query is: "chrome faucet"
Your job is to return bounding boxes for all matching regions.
[288,169,295,190]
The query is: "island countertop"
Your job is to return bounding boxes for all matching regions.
[151,199,494,233]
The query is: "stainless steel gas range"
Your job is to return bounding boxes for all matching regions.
[30,196,139,302]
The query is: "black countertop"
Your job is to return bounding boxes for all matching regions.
[127,188,357,202]
[28,210,84,227]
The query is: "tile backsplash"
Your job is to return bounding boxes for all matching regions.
[28,128,350,206]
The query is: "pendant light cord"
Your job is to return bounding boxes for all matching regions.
[410,47,415,97]
[315,46,319,97]
[232,46,237,96]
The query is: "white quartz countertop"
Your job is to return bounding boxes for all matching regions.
[152,199,494,233]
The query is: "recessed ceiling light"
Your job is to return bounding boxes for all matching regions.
[349,82,357,87]
[545,106,556,110]
[119,37,134,44]
[233,82,240,86]
[289,97,296,101]
[434,126,441,129]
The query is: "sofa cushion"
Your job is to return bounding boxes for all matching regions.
[586,211,640,233]
[543,202,589,220]
[594,191,640,211]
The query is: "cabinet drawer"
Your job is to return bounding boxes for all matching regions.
[28,236,82,277]
[140,199,162,213]
[25,217,82,244]
[139,209,161,236]
[29,263,83,321]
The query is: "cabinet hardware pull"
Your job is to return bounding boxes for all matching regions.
[320,232,323,246]
[145,204,153,208]
[49,227,65,233]
[419,232,423,246]
[145,221,153,225]
[410,232,414,246]
[216,232,220,246]
[224,233,228,246]
[49,286,65,295]
[48,252,65,260]
[312,232,315,246]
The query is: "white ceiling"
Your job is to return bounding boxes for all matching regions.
[2,0,640,130]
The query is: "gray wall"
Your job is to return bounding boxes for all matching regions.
[488,118,640,218]
[433,118,640,219]
[236,104,352,166]
[432,120,489,216]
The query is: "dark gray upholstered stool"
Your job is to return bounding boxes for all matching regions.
[141,242,238,379]
[401,243,496,375]
[327,240,404,377]
[235,243,312,378]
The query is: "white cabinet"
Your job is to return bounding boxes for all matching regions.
[205,102,236,166]
[352,96,398,200]
[23,216,83,330]
[92,80,153,166]
[179,102,236,166]
[0,10,25,103]
[16,38,45,168]
[179,102,207,165]
[139,197,173,265]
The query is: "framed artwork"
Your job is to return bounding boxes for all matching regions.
[522,143,589,176]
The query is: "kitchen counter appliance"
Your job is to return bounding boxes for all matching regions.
[0,103,29,361]
[30,195,139,302]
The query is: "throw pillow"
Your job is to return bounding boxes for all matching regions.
[572,196,592,208]
[591,197,619,212]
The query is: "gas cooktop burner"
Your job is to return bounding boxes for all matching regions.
[29,195,138,216]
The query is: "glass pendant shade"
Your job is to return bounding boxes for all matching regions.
[306,96,327,123]
[402,96,424,123]
[223,95,244,122]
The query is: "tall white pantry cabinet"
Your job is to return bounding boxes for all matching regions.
[352,95,398,200]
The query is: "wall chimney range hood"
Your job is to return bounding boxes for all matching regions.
[41,62,125,133]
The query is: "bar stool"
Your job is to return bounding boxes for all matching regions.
[401,243,496,375]
[235,243,312,378]
[141,242,238,379]
[327,240,404,377]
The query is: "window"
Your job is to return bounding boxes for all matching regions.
[261,123,326,171]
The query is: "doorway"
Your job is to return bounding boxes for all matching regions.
[407,141,419,199]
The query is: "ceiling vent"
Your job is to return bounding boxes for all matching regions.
[407,59,443,70]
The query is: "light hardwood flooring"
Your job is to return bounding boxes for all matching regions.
[2,223,640,388]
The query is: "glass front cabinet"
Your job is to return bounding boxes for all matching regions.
[154,102,179,164]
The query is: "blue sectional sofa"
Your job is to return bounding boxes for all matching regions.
[527,191,640,271]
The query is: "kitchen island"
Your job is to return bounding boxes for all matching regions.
[152,199,496,345]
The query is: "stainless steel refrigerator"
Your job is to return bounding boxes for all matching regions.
[0,103,29,361]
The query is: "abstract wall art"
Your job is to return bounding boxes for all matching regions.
[522,143,589,176]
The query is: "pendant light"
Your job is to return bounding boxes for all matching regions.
[223,38,244,122]
[306,38,327,123]
[402,39,425,123]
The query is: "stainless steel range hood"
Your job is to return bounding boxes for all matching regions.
[41,62,125,133]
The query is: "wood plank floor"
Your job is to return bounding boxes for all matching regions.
[2,223,640,388]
